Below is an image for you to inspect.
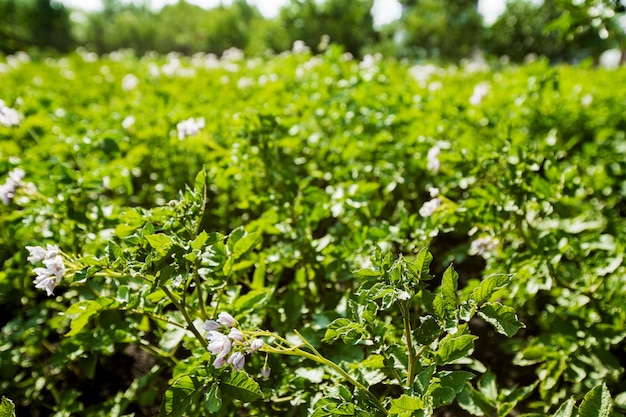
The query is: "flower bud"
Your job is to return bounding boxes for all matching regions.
[250,338,264,351]
[228,327,244,342]
[213,355,227,369]
[261,366,271,379]
[227,351,246,370]
[217,312,236,327]
[203,320,219,333]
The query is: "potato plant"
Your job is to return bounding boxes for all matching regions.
[1,47,625,416]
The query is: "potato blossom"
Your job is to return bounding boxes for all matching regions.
[426,146,440,173]
[204,311,265,372]
[0,100,20,127]
[419,198,441,217]
[0,168,25,205]
[176,117,205,139]
[27,244,65,296]
[207,330,232,358]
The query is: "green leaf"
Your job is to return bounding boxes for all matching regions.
[204,383,222,413]
[159,375,204,417]
[65,298,117,337]
[354,267,383,278]
[478,302,524,337]
[436,333,477,365]
[552,398,576,417]
[433,265,458,327]
[477,371,498,401]
[145,233,174,260]
[0,397,16,417]
[389,394,424,414]
[470,274,512,306]
[458,383,495,416]
[414,315,442,345]
[410,247,433,282]
[220,371,263,402]
[234,288,272,313]
[146,233,173,249]
[414,364,436,395]
[191,231,209,251]
[231,230,261,261]
[539,359,567,399]
[439,371,475,394]
[579,384,612,417]
[323,318,366,344]
[430,385,456,407]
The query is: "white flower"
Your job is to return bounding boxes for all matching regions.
[470,82,490,105]
[176,117,205,139]
[0,167,27,204]
[121,74,138,91]
[470,236,499,256]
[207,330,232,357]
[213,355,227,369]
[217,312,236,327]
[26,246,47,263]
[0,100,20,127]
[203,319,219,332]
[426,146,440,173]
[228,327,244,342]
[249,339,264,351]
[261,366,271,378]
[122,115,135,129]
[44,244,60,259]
[8,168,24,183]
[419,198,441,217]
[33,272,57,296]
[43,255,65,280]
[292,40,310,54]
[227,351,246,370]
[428,187,439,198]
[0,182,15,205]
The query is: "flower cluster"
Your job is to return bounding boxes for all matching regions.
[203,312,264,371]
[0,99,20,127]
[0,168,25,205]
[26,244,66,296]
[426,146,440,173]
[176,117,205,139]
[469,82,490,105]
[122,74,139,91]
[469,235,499,256]
[419,197,441,217]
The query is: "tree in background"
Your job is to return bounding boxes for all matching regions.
[82,0,156,54]
[0,0,75,54]
[484,0,625,63]
[278,0,378,56]
[394,0,484,61]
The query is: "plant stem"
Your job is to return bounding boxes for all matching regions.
[193,266,207,320]
[256,330,388,416]
[400,301,417,387]
[160,284,207,348]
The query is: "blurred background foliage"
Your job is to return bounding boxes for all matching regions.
[0,0,625,62]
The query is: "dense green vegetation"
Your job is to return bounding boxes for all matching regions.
[1,0,625,62]
[1,45,625,416]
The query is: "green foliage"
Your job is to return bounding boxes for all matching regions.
[278,0,379,56]
[1,49,626,416]
[0,0,75,53]
[484,0,625,63]
[394,0,484,61]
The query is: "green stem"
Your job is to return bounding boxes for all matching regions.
[125,308,186,329]
[160,285,207,348]
[193,266,207,320]
[256,330,388,416]
[400,301,417,387]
